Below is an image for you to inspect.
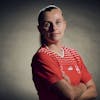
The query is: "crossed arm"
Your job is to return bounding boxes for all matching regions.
[51,73,97,100]
[32,52,97,100]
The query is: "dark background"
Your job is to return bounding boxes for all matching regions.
[0,0,100,100]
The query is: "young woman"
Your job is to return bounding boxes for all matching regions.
[31,5,97,100]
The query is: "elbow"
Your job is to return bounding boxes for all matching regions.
[62,91,75,100]
[91,92,98,100]
[94,90,98,99]
[92,87,98,99]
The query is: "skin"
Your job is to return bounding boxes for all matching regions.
[38,8,97,100]
[38,8,66,55]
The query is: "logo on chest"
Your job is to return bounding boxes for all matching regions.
[75,65,81,74]
[67,65,81,74]
[67,66,73,71]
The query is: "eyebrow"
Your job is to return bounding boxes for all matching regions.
[43,21,51,24]
[43,18,63,22]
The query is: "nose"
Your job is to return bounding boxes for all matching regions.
[49,23,57,32]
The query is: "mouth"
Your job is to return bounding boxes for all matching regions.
[47,32,61,38]
[51,32,60,35]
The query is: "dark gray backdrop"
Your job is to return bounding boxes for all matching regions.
[0,0,100,100]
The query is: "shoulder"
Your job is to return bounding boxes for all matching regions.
[63,47,81,62]
[63,47,79,55]
[31,46,59,72]
[68,48,79,56]
[31,46,53,64]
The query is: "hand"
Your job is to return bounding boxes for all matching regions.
[73,83,87,100]
[62,73,71,83]
[79,83,87,93]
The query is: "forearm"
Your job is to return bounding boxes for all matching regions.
[61,74,97,100]
[52,79,95,100]
[77,86,97,100]
[61,80,86,99]
[52,79,75,100]
[61,81,85,100]
[66,82,97,100]
[62,73,86,99]
[72,84,86,100]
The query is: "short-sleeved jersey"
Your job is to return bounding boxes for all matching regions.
[31,45,92,100]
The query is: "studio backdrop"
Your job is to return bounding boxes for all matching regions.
[0,0,100,100]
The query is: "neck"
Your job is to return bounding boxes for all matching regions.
[46,44,64,57]
[45,41,64,57]
[46,42,62,50]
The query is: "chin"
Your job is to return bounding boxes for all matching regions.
[48,39,61,44]
[46,36,63,43]
[53,36,62,41]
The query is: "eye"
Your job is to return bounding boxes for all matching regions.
[43,22,50,28]
[56,21,62,25]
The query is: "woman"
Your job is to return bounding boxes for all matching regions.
[31,5,97,100]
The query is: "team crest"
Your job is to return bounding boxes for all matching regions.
[75,65,81,74]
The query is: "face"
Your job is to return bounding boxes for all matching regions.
[38,8,66,44]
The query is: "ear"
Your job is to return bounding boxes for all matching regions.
[37,25,43,34]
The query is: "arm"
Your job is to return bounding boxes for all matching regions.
[62,73,87,98]
[51,73,86,100]
[77,79,97,100]
[52,79,75,100]
[62,73,97,100]
[51,76,97,100]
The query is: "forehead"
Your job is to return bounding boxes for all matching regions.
[43,8,63,20]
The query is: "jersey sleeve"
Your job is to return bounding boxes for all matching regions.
[77,54,92,84]
[69,48,92,84]
[31,52,63,85]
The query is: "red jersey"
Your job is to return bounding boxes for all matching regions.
[31,45,92,100]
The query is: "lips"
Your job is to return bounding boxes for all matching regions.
[47,32,60,38]
[51,32,60,35]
